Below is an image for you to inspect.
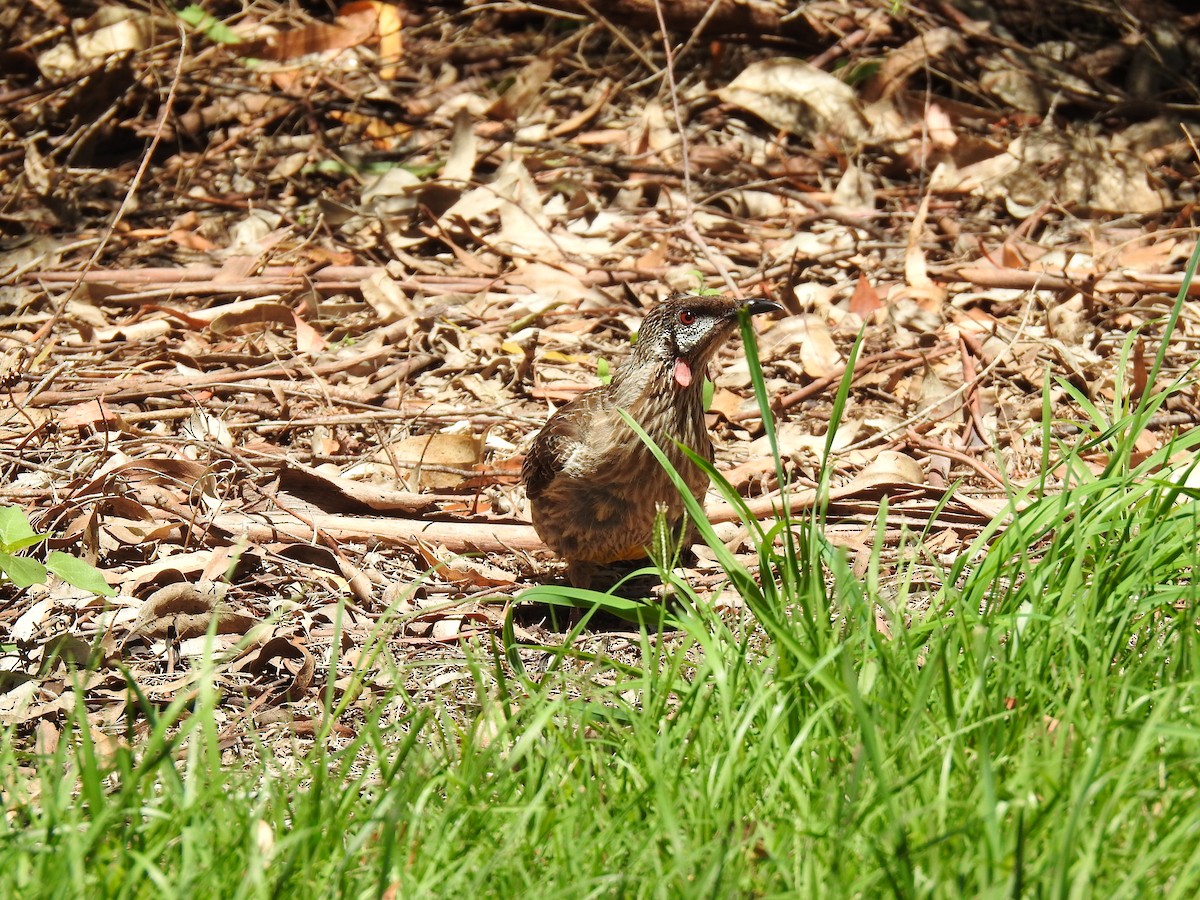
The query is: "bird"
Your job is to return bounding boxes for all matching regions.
[522,292,781,587]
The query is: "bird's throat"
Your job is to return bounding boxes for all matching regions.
[672,357,692,388]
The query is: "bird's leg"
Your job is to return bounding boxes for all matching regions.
[566,559,597,590]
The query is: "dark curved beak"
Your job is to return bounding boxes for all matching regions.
[742,297,783,316]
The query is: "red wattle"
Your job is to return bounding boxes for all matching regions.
[673,358,692,388]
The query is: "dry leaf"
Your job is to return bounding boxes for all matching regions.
[863,27,963,102]
[11,598,55,642]
[387,433,482,490]
[361,270,415,321]
[442,107,477,182]
[759,315,842,378]
[241,636,315,701]
[236,6,376,61]
[716,58,868,142]
[488,58,554,120]
[799,319,843,378]
[130,583,255,641]
[38,10,154,74]
[848,274,882,319]
[340,2,404,79]
[832,162,875,211]
[413,539,517,588]
[844,450,926,492]
[59,401,131,433]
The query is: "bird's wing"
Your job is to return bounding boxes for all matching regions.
[522,391,607,500]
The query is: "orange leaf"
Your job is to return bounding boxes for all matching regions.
[292,311,327,355]
[848,273,881,318]
[339,1,403,78]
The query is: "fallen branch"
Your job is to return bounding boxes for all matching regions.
[212,511,545,553]
[21,351,437,408]
[943,266,1200,296]
[26,264,657,295]
[209,476,993,555]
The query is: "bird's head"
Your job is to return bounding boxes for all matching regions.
[634,293,782,389]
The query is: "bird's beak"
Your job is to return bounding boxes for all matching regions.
[741,297,783,316]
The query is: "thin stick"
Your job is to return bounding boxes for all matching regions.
[651,0,740,294]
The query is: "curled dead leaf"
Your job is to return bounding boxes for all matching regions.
[759,315,843,378]
[130,583,256,641]
[207,300,294,336]
[241,636,315,702]
[716,58,868,142]
[412,538,517,588]
[844,451,926,493]
[487,57,554,120]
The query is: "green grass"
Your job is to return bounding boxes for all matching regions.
[6,258,1200,897]
[8,435,1200,897]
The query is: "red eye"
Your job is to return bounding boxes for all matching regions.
[679,310,697,325]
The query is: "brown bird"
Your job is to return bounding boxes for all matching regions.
[522,293,781,587]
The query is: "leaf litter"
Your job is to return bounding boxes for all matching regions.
[1,0,1198,744]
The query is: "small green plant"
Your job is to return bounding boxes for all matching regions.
[176,5,241,44]
[834,59,882,86]
[688,271,722,296]
[597,356,611,385]
[0,505,115,596]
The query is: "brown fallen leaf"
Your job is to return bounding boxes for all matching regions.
[234,5,377,61]
[279,462,444,514]
[385,432,482,491]
[843,450,926,492]
[129,583,256,642]
[340,1,404,79]
[58,401,132,433]
[716,58,868,142]
[412,538,518,588]
[239,636,315,702]
[848,273,883,319]
[487,57,554,120]
[708,387,748,421]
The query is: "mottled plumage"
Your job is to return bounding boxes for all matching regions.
[522,293,781,586]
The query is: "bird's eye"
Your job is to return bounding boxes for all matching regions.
[679,310,697,326]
